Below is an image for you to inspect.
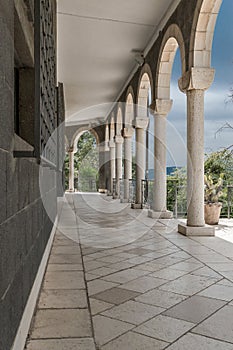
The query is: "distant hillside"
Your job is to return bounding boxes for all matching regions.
[147,167,182,180]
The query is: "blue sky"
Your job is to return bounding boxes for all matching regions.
[164,0,233,167]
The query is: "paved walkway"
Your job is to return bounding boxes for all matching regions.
[25,193,233,349]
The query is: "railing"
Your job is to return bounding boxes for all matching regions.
[119,178,233,219]
[112,178,117,197]
[227,185,233,219]
[76,178,97,192]
[129,179,136,203]
[141,179,154,208]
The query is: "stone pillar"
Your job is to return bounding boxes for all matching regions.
[148,99,173,219]
[109,140,116,196]
[98,145,107,193]
[132,118,148,209]
[114,135,123,198]
[122,128,134,203]
[68,148,74,192]
[178,67,215,236]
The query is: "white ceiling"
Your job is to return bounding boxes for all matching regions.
[57,0,180,121]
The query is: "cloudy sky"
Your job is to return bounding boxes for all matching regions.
[163,0,233,167]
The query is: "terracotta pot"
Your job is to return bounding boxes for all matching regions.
[204,203,222,225]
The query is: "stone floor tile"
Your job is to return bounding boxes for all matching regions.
[165,333,233,350]
[43,271,85,290]
[102,268,149,284]
[207,262,233,272]
[97,255,128,263]
[84,260,108,271]
[90,267,117,277]
[126,247,153,255]
[198,283,233,301]
[126,256,154,265]
[150,267,188,281]
[218,279,233,287]
[191,266,222,279]
[119,275,167,293]
[86,273,98,281]
[108,261,135,271]
[151,256,184,266]
[102,300,164,325]
[91,287,140,305]
[90,298,113,315]
[87,279,118,296]
[49,253,82,264]
[135,288,187,309]
[30,309,92,339]
[193,305,233,343]
[93,315,134,346]
[163,295,226,323]
[46,263,83,271]
[136,262,167,272]
[38,289,88,309]
[51,245,81,255]
[159,274,218,296]
[169,260,203,272]
[101,331,168,350]
[134,314,195,343]
[26,338,96,350]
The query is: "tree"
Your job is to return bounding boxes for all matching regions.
[64,131,98,190]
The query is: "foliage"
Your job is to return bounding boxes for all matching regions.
[167,167,187,214]
[204,148,233,183]
[64,131,98,190]
[204,174,223,203]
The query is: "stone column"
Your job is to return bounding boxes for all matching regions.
[98,145,107,193]
[178,67,215,236]
[109,140,116,196]
[114,135,123,198]
[122,128,134,203]
[132,118,148,209]
[148,99,173,219]
[68,147,74,192]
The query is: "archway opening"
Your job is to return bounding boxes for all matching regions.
[65,130,98,192]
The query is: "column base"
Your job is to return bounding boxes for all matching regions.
[148,210,173,219]
[121,198,129,203]
[98,189,107,194]
[178,223,215,237]
[107,191,112,196]
[112,194,119,199]
[131,203,142,209]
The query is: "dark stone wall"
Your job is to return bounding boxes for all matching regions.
[0,1,57,349]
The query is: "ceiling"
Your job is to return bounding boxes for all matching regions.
[57,0,180,122]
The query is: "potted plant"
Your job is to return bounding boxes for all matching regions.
[204,174,223,225]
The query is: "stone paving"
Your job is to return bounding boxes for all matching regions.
[25,193,233,350]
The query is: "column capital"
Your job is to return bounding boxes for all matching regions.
[150,99,173,116]
[135,117,149,130]
[178,67,215,93]
[123,127,134,138]
[114,135,124,144]
[109,140,116,148]
[98,145,107,153]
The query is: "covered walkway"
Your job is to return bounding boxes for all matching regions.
[26,193,233,349]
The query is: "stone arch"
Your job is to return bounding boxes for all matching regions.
[125,87,135,128]
[156,24,186,100]
[71,127,99,152]
[137,64,153,118]
[189,0,222,68]
[116,106,123,135]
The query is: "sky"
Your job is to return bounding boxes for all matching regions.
[154,0,233,168]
